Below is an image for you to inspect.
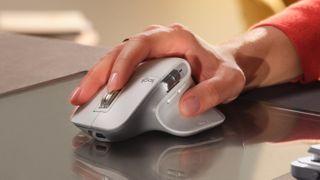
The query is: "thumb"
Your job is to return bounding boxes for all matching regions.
[179,77,231,117]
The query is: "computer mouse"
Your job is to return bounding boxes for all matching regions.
[71,57,225,142]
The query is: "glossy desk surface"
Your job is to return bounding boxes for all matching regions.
[0,75,319,180]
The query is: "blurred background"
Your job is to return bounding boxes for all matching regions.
[0,0,294,47]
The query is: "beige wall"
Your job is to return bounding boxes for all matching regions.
[0,0,274,47]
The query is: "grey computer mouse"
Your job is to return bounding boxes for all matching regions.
[71,57,225,142]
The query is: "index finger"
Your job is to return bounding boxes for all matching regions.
[70,45,123,105]
[106,25,192,91]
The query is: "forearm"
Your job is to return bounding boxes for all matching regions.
[219,26,302,89]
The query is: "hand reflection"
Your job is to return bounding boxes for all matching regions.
[157,143,220,179]
[72,133,91,149]
[73,160,105,180]
[72,133,105,180]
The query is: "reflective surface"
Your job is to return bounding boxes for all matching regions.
[0,75,319,180]
[73,126,243,180]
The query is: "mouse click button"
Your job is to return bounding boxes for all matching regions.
[100,90,120,109]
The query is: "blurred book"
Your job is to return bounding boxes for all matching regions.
[0,10,99,46]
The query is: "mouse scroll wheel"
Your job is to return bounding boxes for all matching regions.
[162,69,181,92]
[100,90,120,109]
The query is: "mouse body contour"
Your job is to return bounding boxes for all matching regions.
[71,57,225,142]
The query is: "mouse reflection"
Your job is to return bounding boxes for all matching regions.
[72,126,243,180]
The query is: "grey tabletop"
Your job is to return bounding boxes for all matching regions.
[0,72,319,180]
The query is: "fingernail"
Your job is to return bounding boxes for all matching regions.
[107,73,119,91]
[182,96,200,115]
[70,87,81,101]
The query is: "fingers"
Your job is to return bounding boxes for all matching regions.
[179,65,245,116]
[106,36,151,91]
[106,24,193,91]
[71,24,192,105]
[70,45,123,105]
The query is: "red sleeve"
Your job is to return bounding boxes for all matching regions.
[253,0,320,83]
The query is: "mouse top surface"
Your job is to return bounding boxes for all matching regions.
[72,57,191,129]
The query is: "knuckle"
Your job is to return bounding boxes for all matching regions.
[169,23,190,34]
[238,71,246,87]
[169,23,186,30]
[85,66,100,79]
[232,68,246,89]
[169,23,197,46]
[204,81,221,103]
[86,69,94,77]
[90,75,106,86]
[185,50,197,61]
[144,24,163,31]
[130,33,151,44]
[111,43,124,52]
[224,68,245,98]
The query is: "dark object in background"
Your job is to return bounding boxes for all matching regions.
[240,82,320,114]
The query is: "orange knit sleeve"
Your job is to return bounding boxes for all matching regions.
[252,0,320,82]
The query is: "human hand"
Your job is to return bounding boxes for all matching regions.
[70,24,246,116]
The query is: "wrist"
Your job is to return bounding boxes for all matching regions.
[219,26,301,89]
[219,27,272,89]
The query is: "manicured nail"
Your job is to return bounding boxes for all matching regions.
[70,87,81,101]
[182,96,200,115]
[107,73,119,91]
